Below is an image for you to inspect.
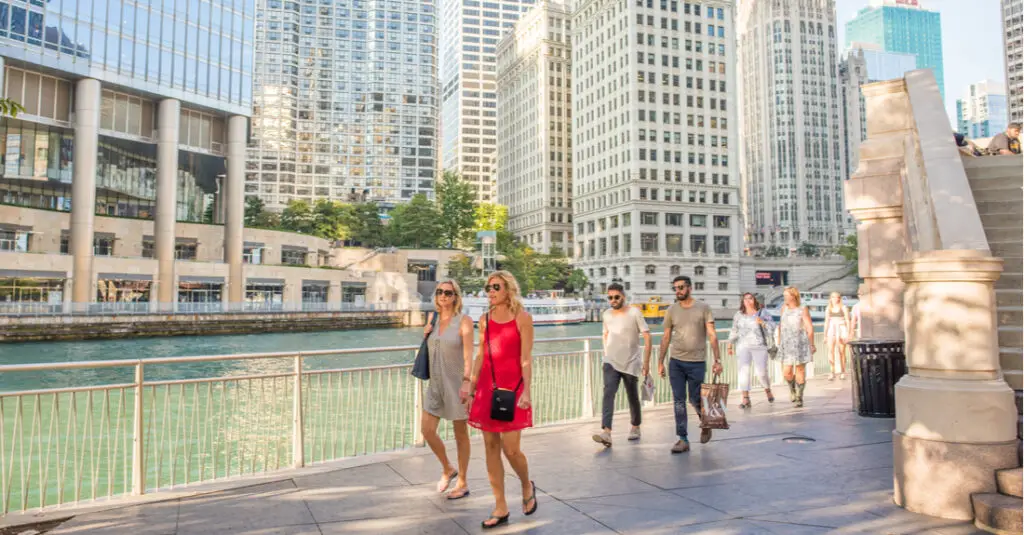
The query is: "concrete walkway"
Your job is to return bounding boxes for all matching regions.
[25,379,984,534]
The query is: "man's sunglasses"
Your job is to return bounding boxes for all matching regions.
[608,295,622,301]
[673,285,690,291]
[485,284,503,292]
[435,289,455,297]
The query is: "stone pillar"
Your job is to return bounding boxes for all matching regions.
[892,250,1018,520]
[844,80,912,341]
[224,116,247,304]
[155,99,181,307]
[71,79,102,305]
[328,282,341,309]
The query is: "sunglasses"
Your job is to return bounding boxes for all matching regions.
[485,284,503,292]
[608,295,622,301]
[435,289,455,297]
[673,285,690,291]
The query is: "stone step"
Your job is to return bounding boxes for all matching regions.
[968,172,1023,189]
[973,186,1024,202]
[997,468,1022,498]
[998,326,1022,348]
[962,154,1024,169]
[996,289,1023,307]
[984,227,1024,243]
[1006,370,1024,391]
[998,307,1022,328]
[978,200,1024,216]
[990,240,1023,259]
[995,275,1023,292]
[972,493,1023,535]
[982,211,1024,229]
[1001,348,1023,372]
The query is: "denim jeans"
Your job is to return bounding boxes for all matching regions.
[601,363,641,430]
[669,359,705,441]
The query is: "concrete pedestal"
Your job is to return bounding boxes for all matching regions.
[892,250,1019,520]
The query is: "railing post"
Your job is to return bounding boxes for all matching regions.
[581,339,594,418]
[131,362,145,496]
[413,350,425,447]
[292,355,305,468]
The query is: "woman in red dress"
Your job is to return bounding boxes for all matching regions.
[467,270,537,529]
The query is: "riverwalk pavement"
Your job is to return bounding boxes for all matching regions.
[6,378,984,535]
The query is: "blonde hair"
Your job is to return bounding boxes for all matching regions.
[783,287,801,307]
[433,279,464,315]
[486,270,524,317]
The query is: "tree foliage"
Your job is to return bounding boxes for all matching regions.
[473,203,508,232]
[837,234,858,263]
[386,194,443,248]
[0,98,25,118]
[797,241,819,257]
[445,254,485,294]
[244,196,281,229]
[764,245,788,258]
[342,202,386,247]
[280,199,316,235]
[435,171,477,247]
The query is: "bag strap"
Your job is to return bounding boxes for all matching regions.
[423,312,439,342]
[484,312,523,393]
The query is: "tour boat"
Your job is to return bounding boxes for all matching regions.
[462,292,586,326]
[764,292,858,322]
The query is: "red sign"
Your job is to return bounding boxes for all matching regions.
[894,0,919,6]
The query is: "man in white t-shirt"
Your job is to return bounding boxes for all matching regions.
[593,283,652,447]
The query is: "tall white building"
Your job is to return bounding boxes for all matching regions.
[496,1,574,254]
[248,0,439,210]
[738,0,848,254]
[1002,0,1023,124]
[440,0,536,202]
[572,0,741,309]
[957,80,1009,139]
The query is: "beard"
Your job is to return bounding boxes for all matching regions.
[610,301,624,309]
[676,291,691,301]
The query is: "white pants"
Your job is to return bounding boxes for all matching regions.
[737,345,770,392]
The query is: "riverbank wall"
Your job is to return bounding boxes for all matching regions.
[0,310,424,343]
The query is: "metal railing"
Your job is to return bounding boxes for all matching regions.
[0,301,433,317]
[0,330,828,514]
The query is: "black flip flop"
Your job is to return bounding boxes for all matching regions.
[446,487,470,500]
[523,480,538,516]
[481,513,510,529]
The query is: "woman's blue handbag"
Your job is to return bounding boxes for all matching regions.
[411,313,438,380]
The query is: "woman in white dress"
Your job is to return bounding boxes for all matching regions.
[776,287,815,408]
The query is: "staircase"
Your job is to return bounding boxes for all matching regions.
[964,155,1023,535]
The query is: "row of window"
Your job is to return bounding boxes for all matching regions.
[579,213,729,233]
[578,233,731,257]
[635,0,725,19]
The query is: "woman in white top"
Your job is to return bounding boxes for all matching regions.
[823,292,850,381]
[727,293,775,408]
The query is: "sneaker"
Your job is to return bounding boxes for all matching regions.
[671,440,690,454]
[700,427,713,444]
[592,430,612,448]
[627,427,641,441]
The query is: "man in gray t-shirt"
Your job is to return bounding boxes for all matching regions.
[592,283,652,447]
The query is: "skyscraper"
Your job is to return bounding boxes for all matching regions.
[248,0,439,210]
[957,80,1009,139]
[440,0,535,202]
[1003,0,1023,123]
[572,0,741,308]
[739,0,848,254]
[845,0,944,99]
[496,0,573,255]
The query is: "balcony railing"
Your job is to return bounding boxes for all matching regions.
[0,330,828,514]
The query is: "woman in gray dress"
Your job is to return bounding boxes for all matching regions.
[776,287,815,407]
[422,279,475,499]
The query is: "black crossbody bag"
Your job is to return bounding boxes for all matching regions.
[485,313,522,422]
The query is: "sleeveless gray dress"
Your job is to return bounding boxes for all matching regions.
[425,314,469,421]
[779,307,812,365]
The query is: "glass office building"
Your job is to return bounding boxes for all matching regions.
[0,0,256,305]
[246,0,439,209]
[957,80,1009,139]
[845,0,944,99]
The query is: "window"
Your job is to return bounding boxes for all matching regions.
[690,214,707,227]
[96,279,151,307]
[624,234,632,252]
[645,281,657,290]
[0,229,29,252]
[302,283,329,305]
[666,213,683,226]
[282,248,308,265]
[695,265,705,276]
[718,282,728,291]
[690,235,707,253]
[243,245,264,264]
[694,282,705,290]
[245,283,284,311]
[666,233,683,253]
[175,242,197,261]
[622,213,632,226]
[94,235,115,256]
[669,265,681,275]
[641,212,658,225]
[641,233,659,252]
[714,236,730,254]
[645,264,656,275]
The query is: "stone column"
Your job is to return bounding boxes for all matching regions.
[224,116,247,304]
[328,282,341,309]
[893,250,1018,519]
[844,80,912,341]
[71,79,102,305]
[155,99,181,307]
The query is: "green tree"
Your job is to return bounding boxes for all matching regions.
[445,254,485,294]
[202,202,215,224]
[342,203,386,247]
[565,269,589,295]
[280,199,315,234]
[387,194,443,248]
[473,202,508,232]
[837,233,859,275]
[244,196,281,228]
[764,245,788,258]
[0,99,25,117]
[311,199,351,241]
[435,171,476,247]
[797,241,819,257]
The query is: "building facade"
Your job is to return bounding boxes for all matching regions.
[0,0,255,308]
[571,0,741,310]
[246,0,439,210]
[956,80,1009,139]
[844,0,944,99]
[1003,0,1023,124]
[840,45,916,179]
[739,0,848,255]
[496,0,573,255]
[440,0,535,202]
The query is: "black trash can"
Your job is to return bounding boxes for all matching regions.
[849,340,907,418]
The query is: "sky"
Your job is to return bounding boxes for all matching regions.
[835,0,1006,125]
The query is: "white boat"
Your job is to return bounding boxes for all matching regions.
[765,292,858,322]
[462,294,586,326]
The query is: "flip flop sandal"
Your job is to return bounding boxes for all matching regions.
[436,471,458,493]
[481,513,510,529]
[523,480,538,516]
[739,399,751,409]
[446,487,470,500]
